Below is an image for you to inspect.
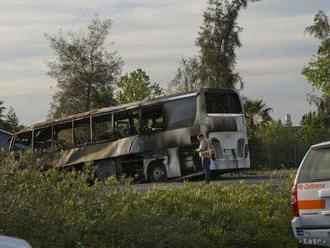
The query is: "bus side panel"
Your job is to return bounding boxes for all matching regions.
[55,127,198,177]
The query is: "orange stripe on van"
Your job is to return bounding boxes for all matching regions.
[298,200,326,210]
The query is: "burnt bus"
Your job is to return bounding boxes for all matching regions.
[9,88,249,182]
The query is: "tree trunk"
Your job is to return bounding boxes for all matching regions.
[86,82,91,111]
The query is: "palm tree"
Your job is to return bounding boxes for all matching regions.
[244,98,273,130]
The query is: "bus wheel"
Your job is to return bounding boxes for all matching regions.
[148,162,167,182]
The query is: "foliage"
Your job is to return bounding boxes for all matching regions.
[300,111,330,145]
[244,98,273,132]
[168,57,203,94]
[46,15,123,118]
[0,154,300,248]
[245,10,330,169]
[169,0,260,93]
[0,102,21,132]
[116,69,163,104]
[303,10,330,126]
[257,121,298,145]
[196,0,260,89]
[305,10,330,42]
[248,121,305,169]
[5,107,20,132]
[303,51,330,94]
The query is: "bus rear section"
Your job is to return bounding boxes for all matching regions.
[203,90,250,172]
[292,142,330,247]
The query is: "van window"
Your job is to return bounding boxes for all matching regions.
[298,147,330,183]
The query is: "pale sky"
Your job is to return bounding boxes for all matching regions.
[0,0,329,125]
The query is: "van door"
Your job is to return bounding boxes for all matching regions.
[296,146,330,228]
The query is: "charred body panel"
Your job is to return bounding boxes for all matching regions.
[52,126,199,179]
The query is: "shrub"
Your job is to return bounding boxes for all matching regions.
[0,155,299,248]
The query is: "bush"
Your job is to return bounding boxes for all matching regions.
[0,155,299,248]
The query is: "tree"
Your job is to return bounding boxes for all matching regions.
[303,10,330,125]
[168,0,259,93]
[305,10,330,41]
[300,111,330,146]
[168,57,204,94]
[46,15,123,118]
[254,120,305,168]
[116,69,163,104]
[0,103,22,132]
[5,107,20,132]
[244,98,273,131]
[195,0,260,89]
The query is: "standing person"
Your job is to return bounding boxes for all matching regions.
[197,134,212,183]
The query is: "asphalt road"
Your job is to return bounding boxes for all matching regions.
[134,171,292,193]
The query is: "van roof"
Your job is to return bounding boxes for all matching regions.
[311,141,330,149]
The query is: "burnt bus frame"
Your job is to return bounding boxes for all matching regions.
[9,88,248,180]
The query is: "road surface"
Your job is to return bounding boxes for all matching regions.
[134,171,292,193]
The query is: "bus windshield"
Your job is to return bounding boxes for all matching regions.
[205,92,242,114]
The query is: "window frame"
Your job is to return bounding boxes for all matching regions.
[73,117,92,147]
[141,103,165,134]
[91,112,115,144]
[52,120,75,151]
[33,125,53,152]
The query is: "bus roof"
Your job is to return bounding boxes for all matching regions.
[16,88,238,134]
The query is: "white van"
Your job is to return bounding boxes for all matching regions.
[292,141,330,246]
[0,235,31,248]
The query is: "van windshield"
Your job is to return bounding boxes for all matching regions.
[298,147,330,183]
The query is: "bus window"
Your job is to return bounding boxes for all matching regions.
[34,126,52,152]
[141,105,164,133]
[74,118,91,146]
[128,110,140,136]
[92,113,113,143]
[53,122,73,150]
[13,131,32,151]
[114,110,140,138]
[164,96,196,130]
[205,92,242,114]
[114,111,130,138]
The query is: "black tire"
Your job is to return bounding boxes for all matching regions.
[148,162,167,182]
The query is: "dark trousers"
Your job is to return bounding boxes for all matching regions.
[202,157,211,183]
